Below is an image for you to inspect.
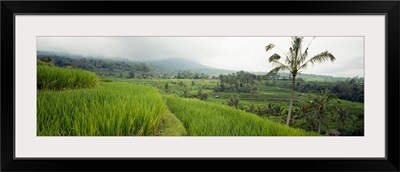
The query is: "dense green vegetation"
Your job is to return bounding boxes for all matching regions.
[265,36,336,126]
[37,48,364,136]
[107,77,363,135]
[265,77,364,103]
[159,110,187,136]
[164,95,318,136]
[37,64,99,90]
[37,82,166,136]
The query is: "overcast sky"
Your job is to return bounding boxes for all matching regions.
[37,37,364,77]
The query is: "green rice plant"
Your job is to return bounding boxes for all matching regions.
[158,110,187,136]
[164,95,319,136]
[37,65,99,90]
[37,82,166,136]
[100,79,113,82]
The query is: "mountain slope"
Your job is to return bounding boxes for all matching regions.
[146,58,235,75]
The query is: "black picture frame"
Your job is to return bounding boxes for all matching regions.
[1,1,399,171]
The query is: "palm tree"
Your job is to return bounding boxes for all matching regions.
[227,96,241,109]
[247,104,257,113]
[309,89,337,134]
[265,103,276,116]
[265,37,336,126]
[336,107,350,128]
[255,107,265,117]
[182,88,190,98]
[297,106,319,132]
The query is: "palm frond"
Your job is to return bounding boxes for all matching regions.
[266,65,290,78]
[292,37,304,61]
[309,51,336,63]
[265,44,275,52]
[270,59,289,69]
[299,47,308,65]
[268,53,281,62]
[299,51,335,70]
[299,37,315,65]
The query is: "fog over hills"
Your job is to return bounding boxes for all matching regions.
[37,51,235,75]
[37,50,360,82]
[37,37,364,77]
[145,58,235,75]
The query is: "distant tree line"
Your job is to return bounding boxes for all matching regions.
[38,55,161,79]
[175,70,209,79]
[37,56,216,80]
[214,71,265,93]
[265,78,364,103]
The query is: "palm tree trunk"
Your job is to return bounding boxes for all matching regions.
[286,75,296,126]
[318,115,322,134]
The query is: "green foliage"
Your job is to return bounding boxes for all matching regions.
[39,56,52,63]
[300,89,338,134]
[164,95,319,136]
[159,111,188,136]
[179,81,186,87]
[38,55,155,79]
[265,36,336,126]
[195,89,208,101]
[268,78,364,103]
[181,88,190,98]
[165,83,170,94]
[37,61,54,67]
[216,71,261,93]
[176,70,209,79]
[127,71,135,78]
[100,79,113,82]
[37,65,99,90]
[37,82,166,136]
[227,96,241,109]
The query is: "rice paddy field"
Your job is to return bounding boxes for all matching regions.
[37,82,167,136]
[37,65,99,90]
[163,95,318,136]
[37,66,363,136]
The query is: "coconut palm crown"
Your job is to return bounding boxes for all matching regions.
[265,37,336,126]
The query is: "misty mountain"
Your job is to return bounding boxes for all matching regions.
[37,51,235,76]
[38,51,78,58]
[145,58,235,75]
[37,50,130,62]
[37,51,357,81]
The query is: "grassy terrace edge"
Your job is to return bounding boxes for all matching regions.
[37,65,99,90]
[163,95,320,136]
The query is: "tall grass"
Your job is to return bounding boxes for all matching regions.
[37,65,99,90]
[159,110,187,136]
[37,82,166,136]
[164,95,319,136]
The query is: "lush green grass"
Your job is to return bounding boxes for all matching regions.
[110,77,364,115]
[37,82,166,136]
[59,76,364,135]
[159,110,188,136]
[37,65,99,90]
[163,95,319,136]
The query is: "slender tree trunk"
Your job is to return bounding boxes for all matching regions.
[286,75,296,126]
[318,115,322,134]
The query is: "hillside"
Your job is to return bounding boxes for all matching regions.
[145,58,235,75]
[37,51,359,81]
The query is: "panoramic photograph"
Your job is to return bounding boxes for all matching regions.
[36,36,364,136]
